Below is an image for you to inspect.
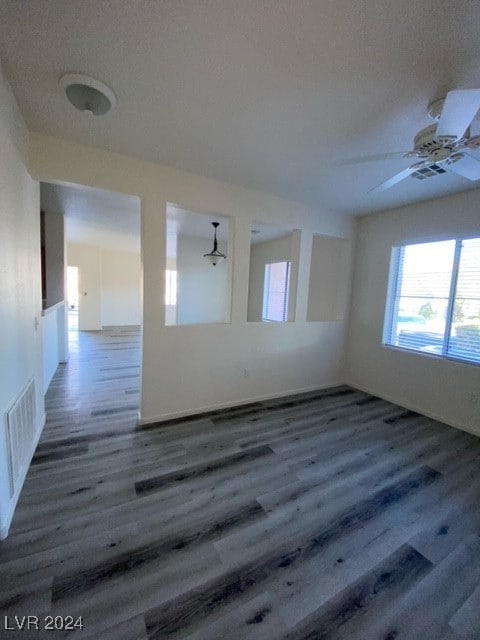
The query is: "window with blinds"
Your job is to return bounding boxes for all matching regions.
[262,261,290,322]
[165,269,177,306]
[384,237,480,364]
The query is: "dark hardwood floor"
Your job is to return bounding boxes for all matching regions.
[1,326,480,639]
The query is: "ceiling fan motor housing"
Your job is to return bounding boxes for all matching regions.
[412,124,457,161]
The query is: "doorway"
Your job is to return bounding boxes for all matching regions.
[67,265,79,331]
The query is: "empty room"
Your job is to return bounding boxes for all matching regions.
[1,2,480,639]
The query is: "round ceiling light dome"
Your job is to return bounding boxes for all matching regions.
[59,73,117,116]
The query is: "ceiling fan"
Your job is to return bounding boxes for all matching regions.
[366,89,480,192]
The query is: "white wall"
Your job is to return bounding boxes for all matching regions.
[248,234,292,322]
[101,249,141,327]
[0,62,44,539]
[307,235,351,322]
[42,303,62,392]
[346,189,480,435]
[29,133,354,423]
[44,209,65,308]
[177,234,228,325]
[67,243,102,330]
[68,243,141,329]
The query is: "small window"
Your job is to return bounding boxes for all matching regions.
[165,269,177,306]
[262,261,290,322]
[384,237,480,365]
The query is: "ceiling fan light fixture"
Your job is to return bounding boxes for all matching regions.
[203,222,226,266]
[59,73,117,116]
[427,97,445,121]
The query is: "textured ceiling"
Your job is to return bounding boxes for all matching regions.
[3,0,480,215]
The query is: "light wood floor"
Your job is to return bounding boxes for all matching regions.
[1,327,480,639]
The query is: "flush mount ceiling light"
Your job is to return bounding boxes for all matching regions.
[203,222,226,266]
[59,73,117,116]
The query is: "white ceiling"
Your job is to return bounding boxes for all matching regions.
[166,205,230,259]
[39,185,288,257]
[3,1,480,215]
[166,204,291,258]
[167,205,230,241]
[40,182,140,253]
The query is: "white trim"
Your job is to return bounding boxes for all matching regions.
[41,299,66,316]
[382,343,480,368]
[345,379,480,439]
[137,381,344,425]
[0,412,46,540]
[443,240,462,356]
[383,246,401,345]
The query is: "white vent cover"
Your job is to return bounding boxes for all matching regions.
[5,379,36,498]
[411,164,448,180]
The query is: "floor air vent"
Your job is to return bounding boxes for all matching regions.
[5,379,36,497]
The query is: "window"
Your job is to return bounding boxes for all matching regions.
[165,269,177,306]
[384,237,480,365]
[262,261,290,322]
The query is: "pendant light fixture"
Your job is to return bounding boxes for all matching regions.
[203,222,226,266]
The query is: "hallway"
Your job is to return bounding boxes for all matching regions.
[9,326,141,530]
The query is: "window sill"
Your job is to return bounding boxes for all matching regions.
[382,343,480,368]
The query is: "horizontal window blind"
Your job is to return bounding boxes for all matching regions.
[262,261,290,322]
[385,237,480,365]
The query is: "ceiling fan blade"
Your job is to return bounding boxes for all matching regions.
[369,164,423,193]
[436,89,480,140]
[444,153,480,181]
[342,151,411,166]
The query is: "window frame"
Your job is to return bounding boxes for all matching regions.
[383,235,480,367]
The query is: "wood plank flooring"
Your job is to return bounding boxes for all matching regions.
[1,326,480,639]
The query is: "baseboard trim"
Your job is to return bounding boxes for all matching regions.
[0,412,46,540]
[137,381,346,427]
[101,325,141,331]
[346,379,480,439]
